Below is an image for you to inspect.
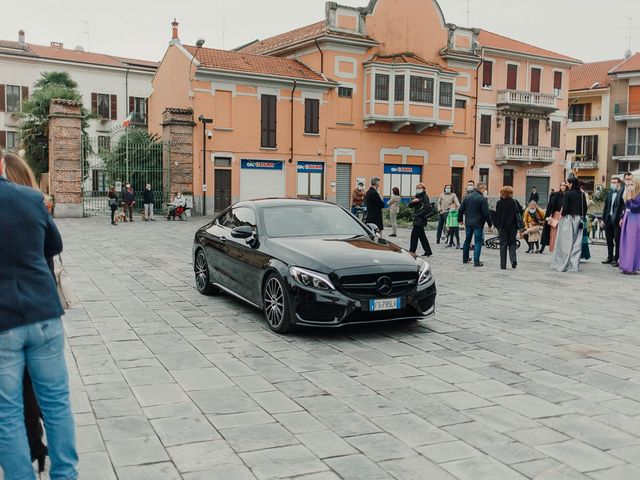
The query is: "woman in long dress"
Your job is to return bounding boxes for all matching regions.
[619,177,640,275]
[551,176,588,272]
[541,181,566,253]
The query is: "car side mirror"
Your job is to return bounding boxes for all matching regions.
[231,225,254,239]
[366,223,380,235]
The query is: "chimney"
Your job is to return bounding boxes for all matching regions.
[171,18,179,40]
[50,41,64,49]
[18,29,25,46]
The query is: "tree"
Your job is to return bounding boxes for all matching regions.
[18,71,93,179]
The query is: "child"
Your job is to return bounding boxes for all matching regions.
[445,203,460,249]
[525,219,543,253]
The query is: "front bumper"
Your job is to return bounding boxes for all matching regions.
[286,276,437,328]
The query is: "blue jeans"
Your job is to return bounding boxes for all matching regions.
[463,226,485,264]
[0,319,78,480]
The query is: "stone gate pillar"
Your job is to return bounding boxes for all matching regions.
[48,99,83,218]
[162,108,195,208]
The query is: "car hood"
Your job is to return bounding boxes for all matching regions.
[265,235,418,273]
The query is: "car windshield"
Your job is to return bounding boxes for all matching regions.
[262,204,367,238]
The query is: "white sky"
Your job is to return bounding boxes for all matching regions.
[3,0,639,63]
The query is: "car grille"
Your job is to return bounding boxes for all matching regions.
[338,271,418,298]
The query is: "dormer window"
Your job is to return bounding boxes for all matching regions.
[410,76,434,104]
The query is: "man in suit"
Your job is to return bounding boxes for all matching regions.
[0,150,78,479]
[365,177,385,232]
[602,176,626,267]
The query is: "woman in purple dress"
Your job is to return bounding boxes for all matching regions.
[619,176,640,275]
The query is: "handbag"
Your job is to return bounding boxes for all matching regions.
[54,256,78,309]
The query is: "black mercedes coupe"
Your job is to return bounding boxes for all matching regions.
[192,199,436,333]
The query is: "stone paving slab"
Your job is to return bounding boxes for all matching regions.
[3,217,639,480]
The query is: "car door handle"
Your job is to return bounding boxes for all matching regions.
[220,236,227,243]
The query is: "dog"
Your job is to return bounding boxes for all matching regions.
[113,212,127,224]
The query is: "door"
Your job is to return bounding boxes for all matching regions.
[629,86,640,114]
[214,169,232,212]
[525,176,550,207]
[530,68,541,93]
[451,167,464,200]
[336,163,352,209]
[507,64,518,90]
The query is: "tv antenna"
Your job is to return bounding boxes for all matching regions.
[82,19,90,51]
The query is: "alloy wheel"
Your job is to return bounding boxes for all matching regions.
[195,251,209,293]
[264,277,285,328]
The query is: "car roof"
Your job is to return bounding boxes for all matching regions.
[233,198,339,209]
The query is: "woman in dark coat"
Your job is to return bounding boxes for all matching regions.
[409,183,433,257]
[540,180,566,253]
[364,177,385,232]
[495,186,519,269]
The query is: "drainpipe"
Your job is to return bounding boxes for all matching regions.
[290,79,298,165]
[472,47,484,171]
[314,38,325,74]
[125,68,130,181]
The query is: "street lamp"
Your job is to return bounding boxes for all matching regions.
[198,114,213,216]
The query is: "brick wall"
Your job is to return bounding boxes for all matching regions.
[162,107,194,198]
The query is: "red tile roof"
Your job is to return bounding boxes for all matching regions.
[569,59,625,91]
[610,52,640,74]
[237,21,374,55]
[184,45,332,83]
[479,30,580,63]
[0,38,156,70]
[368,53,458,74]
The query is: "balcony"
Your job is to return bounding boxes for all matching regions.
[614,103,640,121]
[613,144,640,159]
[496,144,556,164]
[497,90,558,115]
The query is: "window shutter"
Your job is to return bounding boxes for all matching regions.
[0,85,5,112]
[110,95,118,120]
[129,96,134,115]
[531,68,541,93]
[576,136,582,155]
[516,118,524,145]
[304,99,310,133]
[482,61,493,87]
[0,131,5,148]
[554,71,563,90]
[314,100,319,133]
[91,93,98,114]
[504,117,512,144]
[21,86,29,101]
[269,96,277,147]
[507,64,518,90]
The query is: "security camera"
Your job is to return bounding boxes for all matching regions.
[207,130,213,140]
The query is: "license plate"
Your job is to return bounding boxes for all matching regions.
[369,298,401,311]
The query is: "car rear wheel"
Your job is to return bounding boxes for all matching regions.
[194,250,217,295]
[263,274,293,334]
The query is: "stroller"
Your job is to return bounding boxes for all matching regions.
[484,210,522,250]
[166,204,190,221]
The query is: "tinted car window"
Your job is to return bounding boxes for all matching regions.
[263,205,366,238]
[220,207,256,229]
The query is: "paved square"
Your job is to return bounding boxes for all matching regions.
[11,218,640,480]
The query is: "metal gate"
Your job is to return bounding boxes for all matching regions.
[81,130,170,217]
[336,163,352,209]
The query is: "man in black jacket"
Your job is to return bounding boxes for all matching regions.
[529,187,539,203]
[0,151,78,479]
[602,176,626,267]
[143,183,155,221]
[365,177,384,232]
[458,182,493,267]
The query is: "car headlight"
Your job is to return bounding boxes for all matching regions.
[289,267,336,291]
[417,258,432,285]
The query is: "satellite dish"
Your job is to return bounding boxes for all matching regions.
[625,49,632,59]
[74,45,85,52]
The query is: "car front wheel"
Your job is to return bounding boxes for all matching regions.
[194,250,217,295]
[262,273,293,334]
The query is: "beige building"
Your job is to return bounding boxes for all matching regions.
[568,59,622,193]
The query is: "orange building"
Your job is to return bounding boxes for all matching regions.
[149,0,580,214]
